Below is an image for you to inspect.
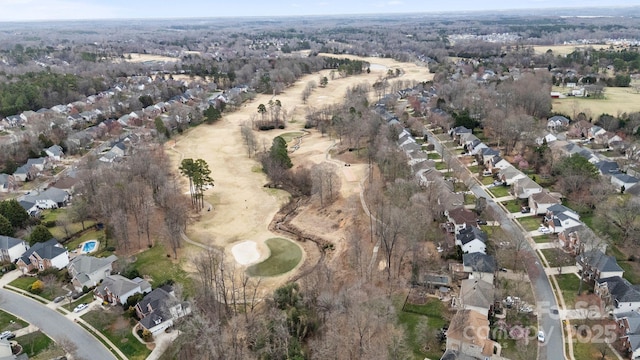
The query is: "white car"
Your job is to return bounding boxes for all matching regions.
[73,303,89,313]
[537,226,551,234]
[537,330,545,343]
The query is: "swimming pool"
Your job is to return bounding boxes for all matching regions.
[81,240,98,254]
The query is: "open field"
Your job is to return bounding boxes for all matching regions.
[552,85,640,117]
[532,44,612,56]
[168,54,432,288]
[123,53,179,63]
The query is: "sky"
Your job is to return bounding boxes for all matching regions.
[0,0,639,21]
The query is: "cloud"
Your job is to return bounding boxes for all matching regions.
[388,0,404,5]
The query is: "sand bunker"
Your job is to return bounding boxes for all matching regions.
[232,240,262,265]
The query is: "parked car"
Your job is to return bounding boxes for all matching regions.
[0,331,14,340]
[521,206,530,213]
[53,296,65,303]
[73,303,89,313]
[499,267,508,272]
[538,226,551,234]
[476,219,488,225]
[537,330,545,343]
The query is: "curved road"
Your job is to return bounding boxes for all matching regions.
[427,132,563,360]
[0,288,116,360]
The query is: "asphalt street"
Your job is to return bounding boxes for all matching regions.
[0,288,116,360]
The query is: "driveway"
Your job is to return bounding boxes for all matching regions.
[0,287,116,360]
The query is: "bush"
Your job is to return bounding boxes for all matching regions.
[42,220,57,228]
[28,279,44,294]
[106,246,116,252]
[142,329,153,342]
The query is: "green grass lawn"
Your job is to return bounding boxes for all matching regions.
[0,310,28,331]
[65,228,105,251]
[435,134,450,141]
[435,162,448,170]
[533,234,553,243]
[398,298,448,360]
[247,238,302,277]
[467,165,480,174]
[540,248,575,268]
[9,276,37,292]
[464,193,476,205]
[16,331,58,359]
[572,331,616,359]
[427,152,441,160]
[82,310,151,360]
[554,274,584,307]
[504,200,523,213]
[518,217,543,232]
[481,176,495,185]
[489,185,511,198]
[134,244,193,295]
[619,261,640,284]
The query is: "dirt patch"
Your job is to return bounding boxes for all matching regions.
[122,53,179,63]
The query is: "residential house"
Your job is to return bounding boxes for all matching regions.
[547,115,570,131]
[536,133,558,145]
[512,176,543,199]
[459,278,495,317]
[568,120,593,138]
[577,249,624,281]
[26,158,47,172]
[18,200,39,217]
[13,164,31,182]
[614,311,640,338]
[462,252,496,283]
[545,210,582,234]
[487,156,511,172]
[611,173,639,192]
[621,335,640,359]
[68,255,118,291]
[446,309,500,359]
[99,142,126,163]
[0,235,29,263]
[596,276,640,314]
[135,286,191,334]
[498,166,526,185]
[0,174,10,192]
[589,126,607,139]
[546,204,580,222]
[45,144,64,161]
[528,191,561,215]
[558,225,584,254]
[16,239,68,274]
[445,207,477,234]
[479,148,500,166]
[21,187,70,209]
[95,274,151,305]
[455,226,487,254]
[51,175,80,194]
[595,160,620,176]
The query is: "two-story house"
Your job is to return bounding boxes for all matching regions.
[16,239,68,274]
[68,254,118,291]
[134,286,191,334]
[0,235,29,263]
[95,274,151,305]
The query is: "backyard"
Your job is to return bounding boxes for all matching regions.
[397,297,449,360]
[133,243,193,295]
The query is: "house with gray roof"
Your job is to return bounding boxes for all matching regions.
[462,253,496,283]
[596,276,640,314]
[134,286,191,334]
[622,334,640,360]
[21,187,70,209]
[611,173,640,192]
[456,226,487,254]
[0,235,29,263]
[528,191,561,215]
[45,144,64,161]
[13,164,31,182]
[95,274,151,306]
[595,160,620,176]
[498,166,526,186]
[16,239,68,274]
[547,115,570,130]
[459,278,495,317]
[577,249,624,280]
[513,176,543,199]
[68,255,118,291]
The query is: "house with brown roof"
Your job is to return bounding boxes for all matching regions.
[528,191,561,215]
[446,309,501,359]
[445,207,477,234]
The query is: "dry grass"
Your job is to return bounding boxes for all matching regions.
[552,85,640,117]
[169,55,431,288]
[122,53,179,63]
[531,44,613,56]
